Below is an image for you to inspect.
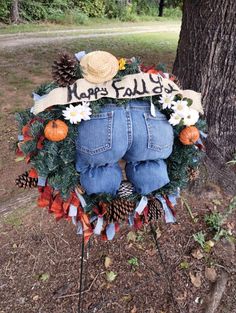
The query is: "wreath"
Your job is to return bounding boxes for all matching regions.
[15,50,206,243]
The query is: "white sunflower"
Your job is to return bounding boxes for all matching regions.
[62,103,92,124]
[159,94,175,110]
[168,112,182,126]
[171,99,189,117]
[183,108,199,126]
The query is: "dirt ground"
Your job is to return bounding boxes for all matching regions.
[0,25,235,313]
[0,187,235,313]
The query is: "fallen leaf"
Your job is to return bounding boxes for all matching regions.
[206,240,215,247]
[131,305,137,313]
[121,294,132,302]
[205,267,217,282]
[191,248,204,260]
[180,261,189,269]
[204,241,214,253]
[106,271,117,282]
[127,231,136,242]
[15,156,25,162]
[135,243,144,250]
[39,273,50,282]
[189,272,201,288]
[104,256,112,269]
[156,227,162,239]
[32,295,39,301]
[212,199,221,205]
[226,221,235,231]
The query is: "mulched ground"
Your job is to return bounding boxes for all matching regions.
[0,186,235,313]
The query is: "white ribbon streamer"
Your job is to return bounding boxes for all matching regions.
[75,50,86,61]
[77,221,83,234]
[93,217,104,235]
[135,196,148,215]
[68,204,77,217]
[150,96,156,117]
[68,204,77,225]
[75,189,87,208]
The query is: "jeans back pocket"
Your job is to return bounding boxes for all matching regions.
[144,112,174,153]
[77,112,113,155]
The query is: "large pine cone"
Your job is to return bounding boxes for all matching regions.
[106,198,136,223]
[52,53,77,87]
[15,171,38,188]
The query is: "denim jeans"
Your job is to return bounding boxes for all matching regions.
[76,100,174,195]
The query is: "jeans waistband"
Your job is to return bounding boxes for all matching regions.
[101,100,151,111]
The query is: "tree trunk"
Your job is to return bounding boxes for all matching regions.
[10,0,20,24]
[158,0,165,16]
[173,0,236,194]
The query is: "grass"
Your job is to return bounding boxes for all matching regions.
[0,18,180,35]
[3,206,28,227]
[0,32,178,114]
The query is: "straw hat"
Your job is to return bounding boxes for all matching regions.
[80,51,119,84]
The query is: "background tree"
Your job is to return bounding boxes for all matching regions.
[173,0,236,193]
[158,0,165,16]
[10,0,20,23]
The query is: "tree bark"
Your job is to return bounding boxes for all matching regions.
[10,0,20,24]
[159,0,165,16]
[173,0,236,194]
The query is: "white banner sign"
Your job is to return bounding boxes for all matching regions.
[32,73,202,114]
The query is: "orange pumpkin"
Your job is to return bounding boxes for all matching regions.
[44,120,68,142]
[179,126,200,145]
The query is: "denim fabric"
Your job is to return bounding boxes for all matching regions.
[76,100,174,195]
[126,160,169,195]
[80,163,122,195]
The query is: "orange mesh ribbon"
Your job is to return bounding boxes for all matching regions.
[77,208,93,245]
[37,186,53,208]
[163,194,176,217]
[28,168,38,178]
[50,193,64,220]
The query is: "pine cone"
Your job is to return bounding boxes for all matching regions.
[52,53,77,87]
[188,167,200,181]
[106,198,136,223]
[15,171,38,189]
[117,180,135,198]
[147,198,162,222]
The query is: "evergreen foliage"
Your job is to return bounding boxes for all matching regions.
[16,105,79,199]
[34,82,58,96]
